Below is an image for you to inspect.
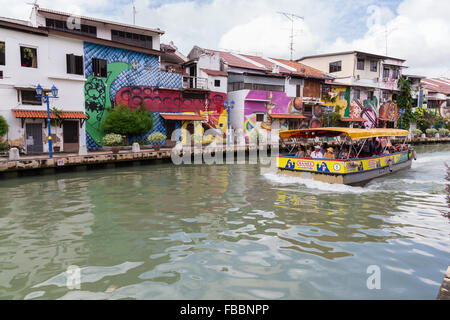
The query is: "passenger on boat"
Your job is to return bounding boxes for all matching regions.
[324,147,335,159]
[306,145,314,157]
[310,145,323,159]
[295,145,306,157]
[320,143,329,155]
[373,140,383,156]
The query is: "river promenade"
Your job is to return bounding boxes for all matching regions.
[1,136,449,178]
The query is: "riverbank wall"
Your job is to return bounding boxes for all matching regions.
[0,137,449,179]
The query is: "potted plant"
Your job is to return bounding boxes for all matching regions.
[102,133,123,153]
[147,132,166,151]
[438,128,449,137]
[425,128,437,138]
[411,128,422,138]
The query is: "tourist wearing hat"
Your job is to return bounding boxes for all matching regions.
[310,145,323,159]
[324,147,335,159]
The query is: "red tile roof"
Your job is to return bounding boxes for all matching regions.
[273,58,328,79]
[160,114,204,121]
[269,114,308,119]
[204,49,327,79]
[421,78,450,95]
[200,68,228,77]
[340,117,366,122]
[12,109,87,119]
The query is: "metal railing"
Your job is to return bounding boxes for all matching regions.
[182,76,208,90]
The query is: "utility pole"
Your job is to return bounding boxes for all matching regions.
[132,0,137,25]
[278,12,304,61]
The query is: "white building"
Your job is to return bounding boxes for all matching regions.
[0,16,87,154]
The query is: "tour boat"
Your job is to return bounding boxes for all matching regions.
[277,127,416,186]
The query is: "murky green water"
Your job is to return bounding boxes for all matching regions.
[0,144,449,300]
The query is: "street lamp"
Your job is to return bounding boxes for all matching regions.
[36,84,59,158]
[399,108,406,129]
[224,99,234,146]
[324,105,334,127]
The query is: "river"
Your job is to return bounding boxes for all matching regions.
[0,144,449,299]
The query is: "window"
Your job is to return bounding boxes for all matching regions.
[392,69,399,79]
[228,82,244,92]
[46,18,97,37]
[111,30,153,49]
[339,91,345,100]
[0,41,4,65]
[244,83,284,91]
[367,91,374,100]
[353,89,360,100]
[20,46,37,68]
[357,58,364,70]
[383,68,389,78]
[21,89,42,105]
[66,54,84,75]
[329,61,342,73]
[382,91,389,101]
[303,104,312,116]
[92,58,107,77]
[370,60,377,72]
[256,114,264,122]
[214,79,220,87]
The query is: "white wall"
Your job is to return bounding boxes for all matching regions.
[0,27,86,153]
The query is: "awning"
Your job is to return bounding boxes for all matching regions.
[279,127,408,140]
[12,109,87,119]
[269,114,308,119]
[160,113,205,121]
[340,117,366,122]
[378,117,393,122]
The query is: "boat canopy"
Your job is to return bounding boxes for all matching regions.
[279,127,409,140]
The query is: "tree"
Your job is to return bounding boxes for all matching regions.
[0,115,8,136]
[321,105,342,127]
[102,104,153,141]
[395,77,414,130]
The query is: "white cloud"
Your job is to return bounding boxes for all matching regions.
[327,0,450,77]
[0,0,448,77]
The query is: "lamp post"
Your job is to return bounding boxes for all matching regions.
[36,84,59,158]
[324,105,334,127]
[224,99,234,146]
[399,107,405,129]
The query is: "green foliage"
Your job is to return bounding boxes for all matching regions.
[321,105,342,127]
[102,104,153,137]
[0,140,8,152]
[425,128,437,135]
[439,128,449,135]
[0,115,8,136]
[415,108,445,131]
[394,77,415,130]
[50,107,63,127]
[411,128,422,135]
[102,133,123,146]
[147,132,166,143]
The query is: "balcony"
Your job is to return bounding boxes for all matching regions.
[182,76,208,90]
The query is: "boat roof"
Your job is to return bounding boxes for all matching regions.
[279,127,409,140]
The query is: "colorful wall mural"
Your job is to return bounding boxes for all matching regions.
[243,90,323,140]
[83,42,227,150]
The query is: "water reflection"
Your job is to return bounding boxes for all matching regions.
[0,144,448,299]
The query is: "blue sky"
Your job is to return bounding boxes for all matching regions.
[0,0,448,77]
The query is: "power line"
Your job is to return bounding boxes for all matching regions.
[277,12,304,61]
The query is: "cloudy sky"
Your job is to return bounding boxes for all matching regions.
[1,0,449,77]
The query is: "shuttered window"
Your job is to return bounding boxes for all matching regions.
[66,54,84,75]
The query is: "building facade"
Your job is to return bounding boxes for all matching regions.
[186,46,329,143]
[298,51,407,128]
[0,17,87,154]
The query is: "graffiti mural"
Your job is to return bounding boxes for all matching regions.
[243,90,322,140]
[379,101,400,123]
[83,42,226,150]
[439,101,450,118]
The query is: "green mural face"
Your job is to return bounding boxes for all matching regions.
[85,62,131,146]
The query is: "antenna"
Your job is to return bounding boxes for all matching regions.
[278,12,304,61]
[132,0,137,25]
